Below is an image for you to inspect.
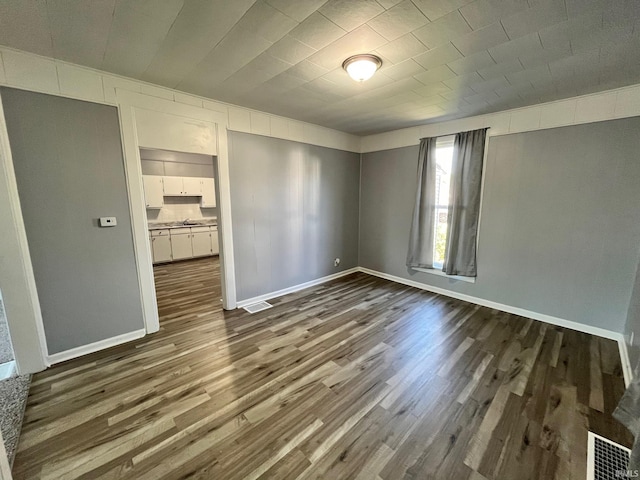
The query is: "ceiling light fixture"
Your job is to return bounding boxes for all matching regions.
[342,54,382,82]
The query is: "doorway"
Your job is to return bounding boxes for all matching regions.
[139,148,223,323]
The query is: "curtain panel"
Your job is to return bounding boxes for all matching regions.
[406,137,438,269]
[443,128,488,276]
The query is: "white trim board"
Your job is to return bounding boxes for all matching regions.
[236,268,359,309]
[47,329,145,365]
[357,267,633,386]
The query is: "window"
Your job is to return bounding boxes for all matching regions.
[432,136,454,269]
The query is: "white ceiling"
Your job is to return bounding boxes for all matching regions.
[1,0,639,135]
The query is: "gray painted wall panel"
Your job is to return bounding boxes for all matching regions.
[360,117,640,332]
[228,132,360,302]
[2,88,144,354]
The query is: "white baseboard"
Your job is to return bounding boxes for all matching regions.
[47,329,146,365]
[236,267,359,309]
[359,266,624,341]
[618,337,633,387]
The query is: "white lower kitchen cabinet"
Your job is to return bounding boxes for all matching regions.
[151,233,172,263]
[211,227,219,254]
[192,231,213,257]
[170,229,193,260]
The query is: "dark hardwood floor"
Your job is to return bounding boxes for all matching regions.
[12,257,632,479]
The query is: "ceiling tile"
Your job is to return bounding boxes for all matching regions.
[141,0,255,87]
[452,22,508,56]
[459,0,528,30]
[286,59,329,80]
[265,0,329,22]
[412,11,472,49]
[236,1,299,43]
[102,5,176,78]
[267,35,317,64]
[501,0,567,40]
[116,0,184,21]
[307,24,388,70]
[319,0,384,31]
[46,0,117,68]
[0,1,52,57]
[376,0,404,8]
[288,12,346,49]
[538,12,601,49]
[413,64,457,85]
[382,59,426,80]
[470,76,510,93]
[488,32,542,63]
[518,43,571,69]
[477,59,522,80]
[367,1,430,41]
[411,0,474,22]
[447,51,495,74]
[414,42,462,69]
[375,33,428,64]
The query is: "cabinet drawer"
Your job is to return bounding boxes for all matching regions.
[150,229,170,236]
[170,228,191,235]
[190,226,211,233]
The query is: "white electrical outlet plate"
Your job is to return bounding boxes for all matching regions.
[99,217,117,227]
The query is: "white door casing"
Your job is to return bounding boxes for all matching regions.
[116,90,237,339]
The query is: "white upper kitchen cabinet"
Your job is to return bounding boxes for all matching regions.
[200,178,216,208]
[162,176,184,195]
[183,177,202,196]
[162,176,202,196]
[142,175,164,209]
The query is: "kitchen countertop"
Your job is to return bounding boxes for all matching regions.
[148,221,217,230]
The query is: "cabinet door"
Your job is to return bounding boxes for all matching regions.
[151,235,172,263]
[211,227,219,255]
[183,177,202,196]
[171,233,193,260]
[192,231,212,257]
[200,178,216,208]
[162,176,183,195]
[142,175,164,208]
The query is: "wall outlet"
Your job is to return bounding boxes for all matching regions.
[334,258,340,267]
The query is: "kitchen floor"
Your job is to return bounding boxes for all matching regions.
[12,259,632,479]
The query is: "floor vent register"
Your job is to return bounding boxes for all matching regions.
[243,301,273,314]
[588,432,632,480]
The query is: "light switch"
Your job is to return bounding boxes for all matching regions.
[99,217,117,227]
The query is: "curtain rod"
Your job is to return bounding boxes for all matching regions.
[419,126,490,141]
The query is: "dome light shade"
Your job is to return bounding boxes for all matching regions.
[342,54,382,82]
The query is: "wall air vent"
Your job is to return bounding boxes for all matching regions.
[587,432,632,480]
[243,301,273,314]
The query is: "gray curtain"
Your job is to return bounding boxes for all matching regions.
[614,364,640,471]
[406,137,438,269]
[443,128,488,277]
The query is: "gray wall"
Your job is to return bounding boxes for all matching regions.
[228,132,360,302]
[140,148,214,178]
[625,262,640,369]
[2,88,144,354]
[360,117,640,333]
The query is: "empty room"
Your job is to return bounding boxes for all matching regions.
[0,1,640,479]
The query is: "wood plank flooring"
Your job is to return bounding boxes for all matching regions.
[12,257,632,479]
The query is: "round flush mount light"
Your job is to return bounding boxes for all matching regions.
[342,54,382,82]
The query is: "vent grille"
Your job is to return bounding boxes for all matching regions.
[587,432,632,480]
[243,301,273,314]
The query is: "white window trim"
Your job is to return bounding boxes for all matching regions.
[412,267,476,283]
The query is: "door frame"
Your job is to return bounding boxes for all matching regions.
[116,89,237,336]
